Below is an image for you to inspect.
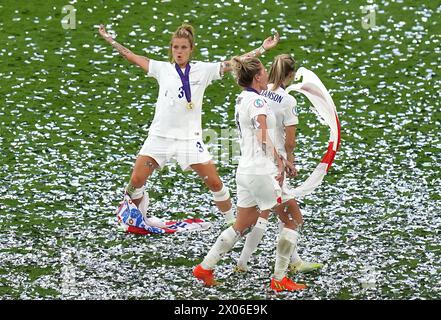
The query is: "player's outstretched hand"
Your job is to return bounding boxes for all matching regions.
[285,161,298,178]
[98,24,112,40]
[262,31,280,51]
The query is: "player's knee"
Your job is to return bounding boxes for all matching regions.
[259,210,271,220]
[211,184,230,202]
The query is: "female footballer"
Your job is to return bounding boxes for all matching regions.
[235,54,323,274]
[98,23,279,225]
[193,56,306,292]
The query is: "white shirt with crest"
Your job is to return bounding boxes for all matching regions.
[147,60,222,140]
[234,90,278,175]
[260,83,299,159]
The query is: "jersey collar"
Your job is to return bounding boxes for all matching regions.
[245,87,260,95]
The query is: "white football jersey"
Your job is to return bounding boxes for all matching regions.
[147,60,222,140]
[260,84,299,159]
[234,90,278,175]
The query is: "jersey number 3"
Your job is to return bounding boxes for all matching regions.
[178,86,184,99]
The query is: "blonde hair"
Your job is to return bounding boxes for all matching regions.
[231,56,263,88]
[169,23,195,63]
[268,54,296,91]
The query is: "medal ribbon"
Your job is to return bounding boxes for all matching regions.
[175,63,192,105]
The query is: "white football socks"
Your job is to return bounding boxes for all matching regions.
[279,220,302,265]
[237,217,268,269]
[290,248,302,265]
[138,191,149,216]
[222,207,235,225]
[274,227,300,280]
[201,226,240,270]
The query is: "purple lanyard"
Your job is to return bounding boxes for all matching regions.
[175,63,192,103]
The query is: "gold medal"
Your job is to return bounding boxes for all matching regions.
[187,101,194,110]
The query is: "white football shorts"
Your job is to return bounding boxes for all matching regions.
[139,135,212,171]
[236,172,283,211]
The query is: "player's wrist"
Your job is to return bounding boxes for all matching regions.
[276,154,285,168]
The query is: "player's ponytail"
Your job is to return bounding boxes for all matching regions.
[231,56,262,88]
[268,54,296,91]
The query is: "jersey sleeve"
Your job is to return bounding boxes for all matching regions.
[202,62,222,85]
[147,59,164,80]
[283,95,299,126]
[248,97,270,120]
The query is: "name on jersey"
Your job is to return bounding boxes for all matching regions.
[261,90,283,104]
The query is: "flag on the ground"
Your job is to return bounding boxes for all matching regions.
[116,195,212,235]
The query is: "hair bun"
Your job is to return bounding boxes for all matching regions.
[178,23,194,37]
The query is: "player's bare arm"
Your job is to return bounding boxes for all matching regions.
[98,24,150,72]
[255,114,285,186]
[221,31,280,74]
[284,125,298,177]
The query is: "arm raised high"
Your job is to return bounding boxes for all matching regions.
[98,24,150,73]
[221,31,280,74]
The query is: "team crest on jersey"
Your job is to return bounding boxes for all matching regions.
[292,105,298,116]
[254,98,264,108]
